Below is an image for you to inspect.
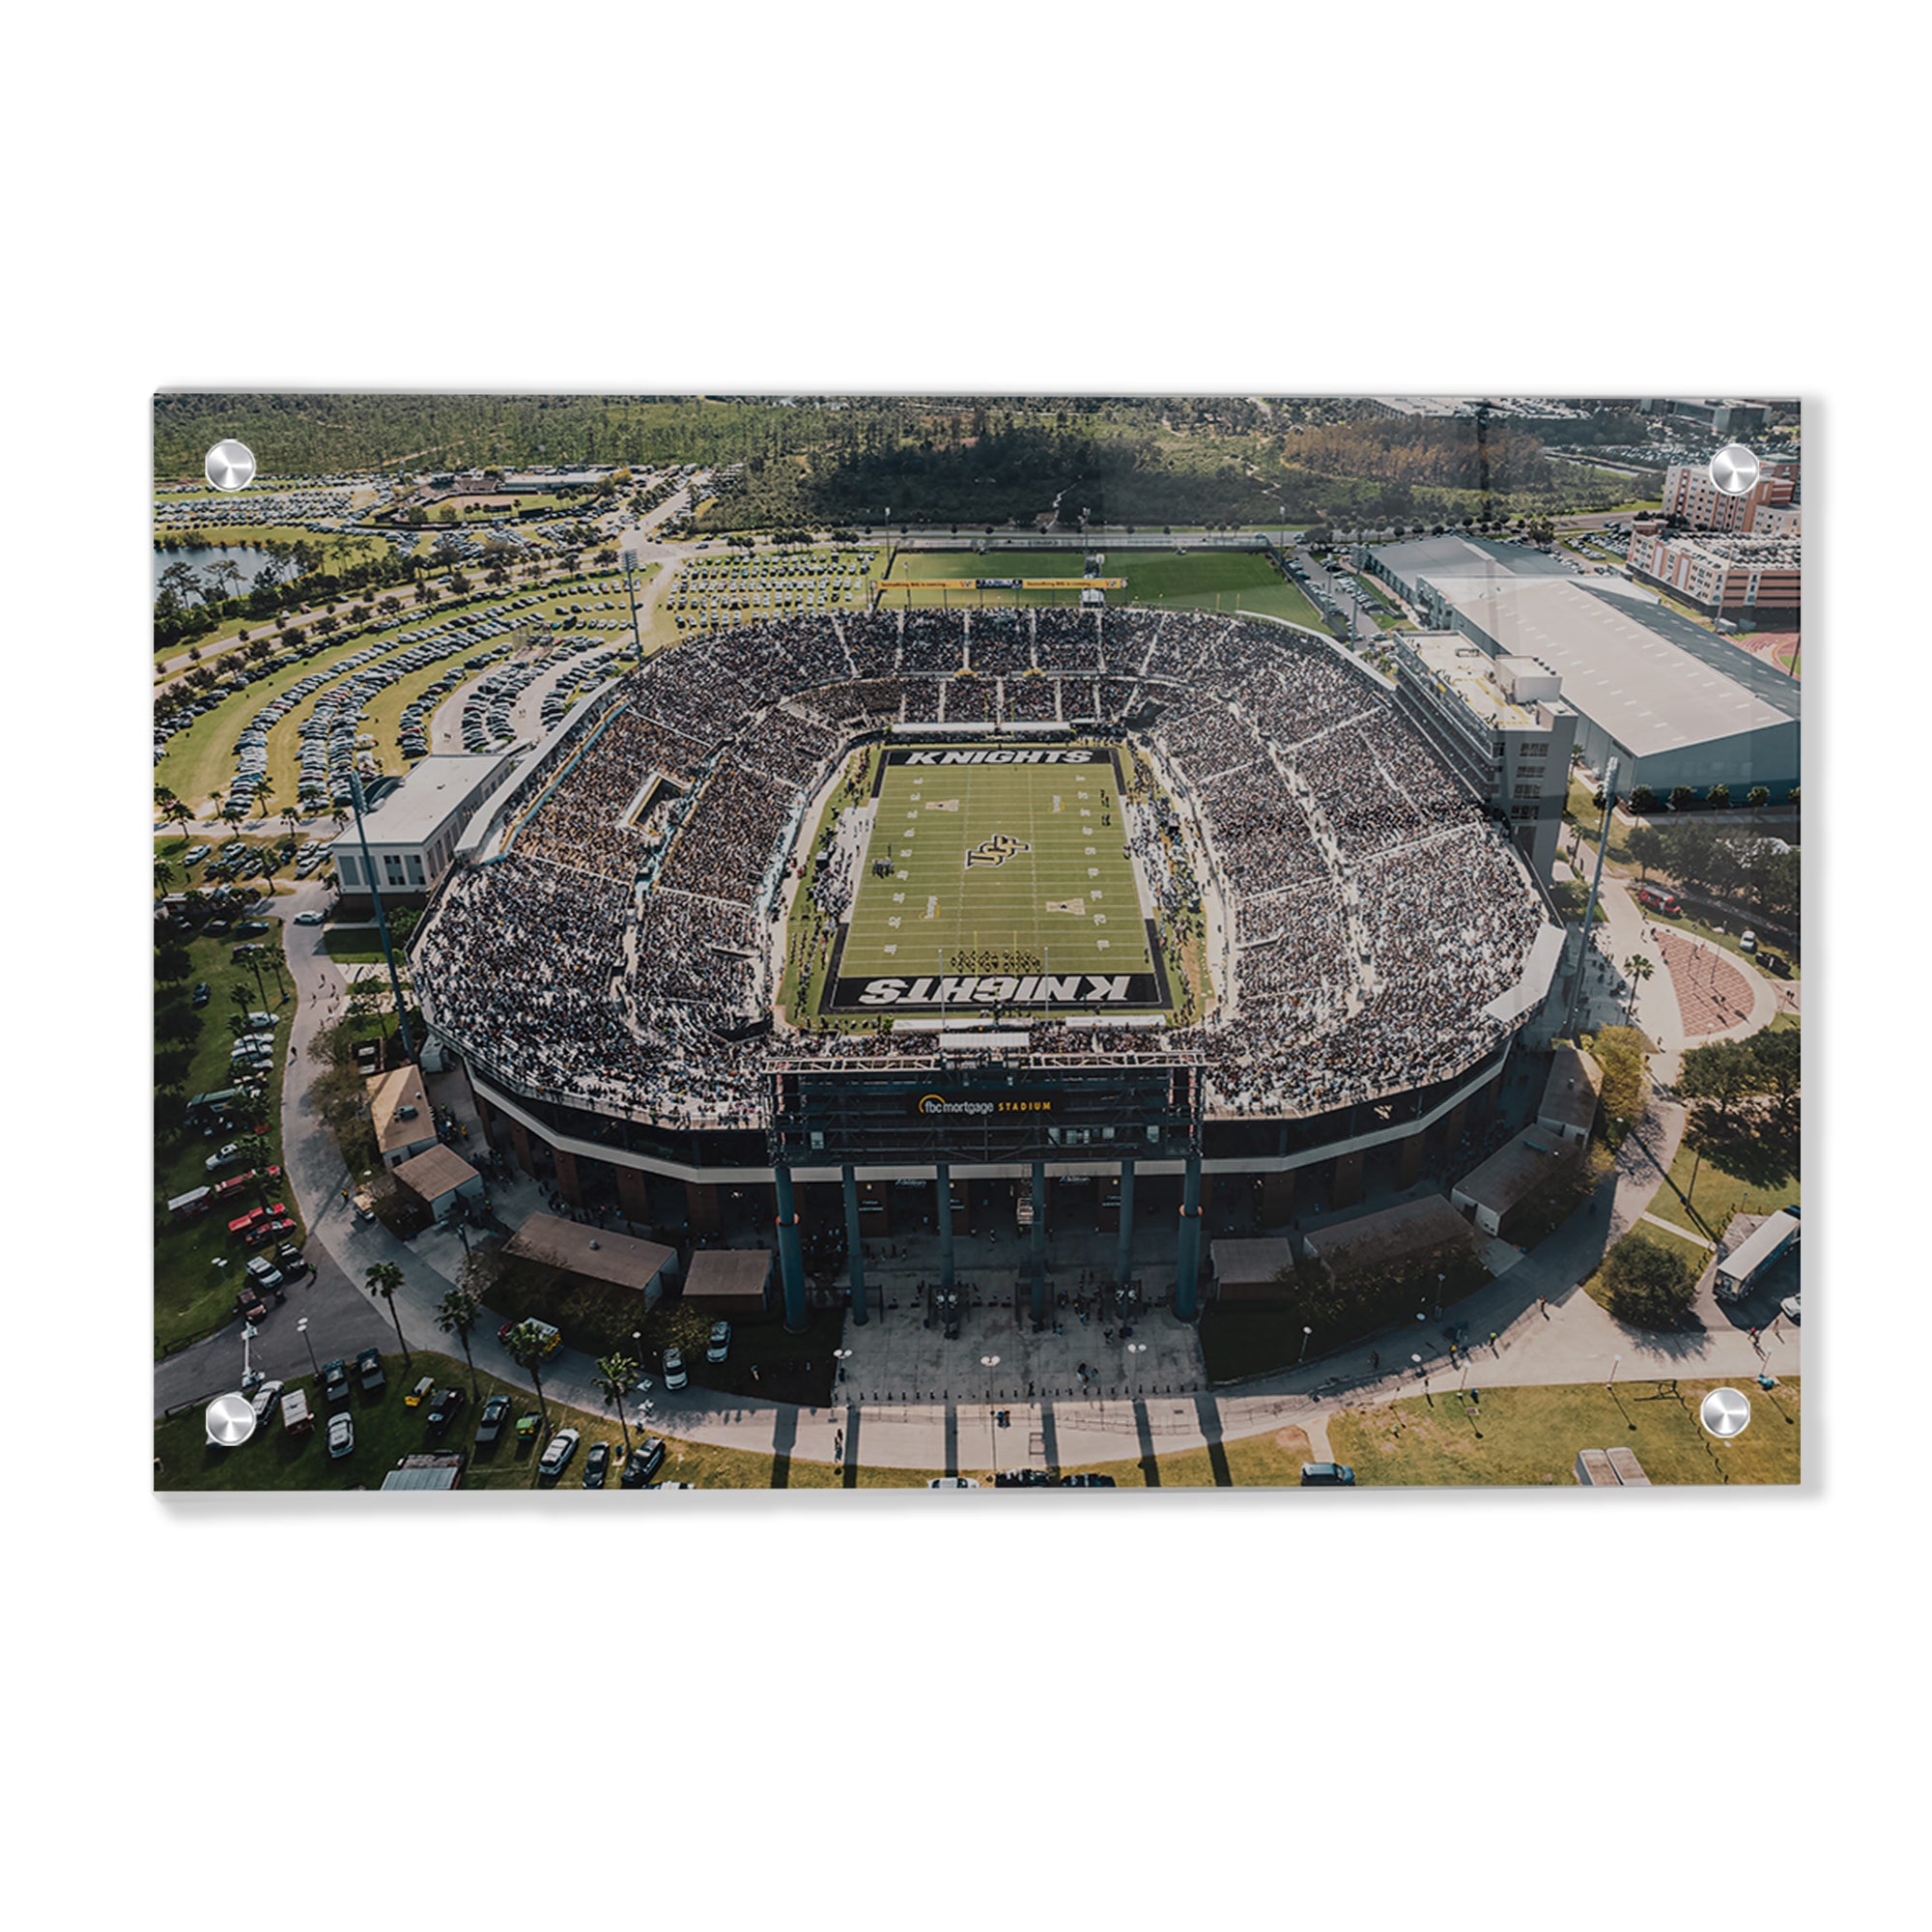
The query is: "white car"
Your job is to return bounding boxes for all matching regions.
[293,909,325,926]
[926,1477,980,1489]
[1780,1293,1801,1323]
[1739,930,1757,953]
[538,1428,581,1479]
[327,1412,355,1459]
[662,1348,688,1391]
[205,1143,242,1172]
[706,1321,731,1364]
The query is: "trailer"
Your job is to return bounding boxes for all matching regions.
[1715,1208,1801,1302]
[279,1388,314,1436]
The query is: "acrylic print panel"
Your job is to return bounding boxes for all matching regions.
[151,393,1802,1492]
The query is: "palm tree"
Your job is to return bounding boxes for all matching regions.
[1623,953,1654,1022]
[252,776,275,822]
[503,1321,554,1441]
[365,1261,412,1369]
[155,855,175,897]
[435,1286,483,1404]
[593,1352,639,1452]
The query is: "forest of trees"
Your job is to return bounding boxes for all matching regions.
[154,395,1647,533]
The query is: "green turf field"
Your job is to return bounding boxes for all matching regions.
[830,748,1161,1008]
[880,547,1323,626]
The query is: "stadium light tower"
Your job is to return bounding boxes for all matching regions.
[348,766,418,1065]
[1558,755,1619,1043]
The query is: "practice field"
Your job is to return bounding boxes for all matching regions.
[824,747,1169,1014]
[880,547,1324,626]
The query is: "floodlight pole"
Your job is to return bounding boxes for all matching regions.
[1559,755,1619,1043]
[349,767,417,1065]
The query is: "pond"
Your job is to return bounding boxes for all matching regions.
[153,544,305,604]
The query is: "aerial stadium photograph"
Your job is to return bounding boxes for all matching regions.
[150,392,1804,1492]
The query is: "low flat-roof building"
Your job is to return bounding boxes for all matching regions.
[682,1247,774,1317]
[1303,1196,1481,1275]
[369,1065,438,1167]
[1536,1044,1602,1148]
[381,1454,466,1491]
[503,1212,675,1306]
[1208,1236,1296,1303]
[1451,1128,1576,1236]
[391,1143,485,1222]
[329,753,518,905]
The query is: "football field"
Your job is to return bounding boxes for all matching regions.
[826,747,1167,1011]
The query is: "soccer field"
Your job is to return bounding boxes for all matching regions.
[824,746,1168,1013]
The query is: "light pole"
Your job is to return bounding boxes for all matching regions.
[1126,1340,1149,1392]
[1298,1325,1314,1365]
[298,1315,320,1380]
[240,1321,261,1392]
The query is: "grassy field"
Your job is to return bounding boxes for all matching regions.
[155,920,302,1354]
[1327,1378,1801,1485]
[834,748,1157,997]
[1645,1132,1801,1243]
[881,548,1325,626]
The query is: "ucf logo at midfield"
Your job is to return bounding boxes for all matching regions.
[965,833,1031,869]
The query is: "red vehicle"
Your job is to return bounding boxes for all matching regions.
[227,1208,266,1236]
[1635,883,1681,917]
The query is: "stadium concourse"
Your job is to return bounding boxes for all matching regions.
[407,604,1561,1319]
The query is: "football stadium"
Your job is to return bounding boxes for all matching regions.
[408,594,1565,1326]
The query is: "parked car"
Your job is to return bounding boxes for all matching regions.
[327,1412,355,1460]
[249,1379,285,1429]
[662,1347,688,1391]
[1761,951,1792,979]
[1298,1463,1356,1487]
[355,1348,385,1393]
[293,910,325,926]
[321,1358,351,1405]
[706,1321,731,1364]
[205,1143,242,1173]
[1780,1293,1802,1323]
[475,1393,512,1443]
[582,1442,611,1488]
[425,1388,466,1438]
[233,920,271,937]
[926,1476,980,1489]
[538,1429,581,1481]
[515,1411,541,1443]
[1059,1474,1117,1488]
[1739,929,1757,953]
[993,1469,1055,1488]
[191,982,210,1009]
[620,1438,666,1486]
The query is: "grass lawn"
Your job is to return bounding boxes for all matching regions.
[1578,1222,1713,1314]
[322,926,388,964]
[1059,1424,1314,1489]
[1326,1378,1801,1486]
[155,923,302,1354]
[1645,1131,1801,1243]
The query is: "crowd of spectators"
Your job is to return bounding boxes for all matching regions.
[411,607,1549,1127]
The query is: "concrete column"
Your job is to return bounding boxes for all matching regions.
[1399,1132,1425,1188]
[1331,1148,1364,1210]
[685,1181,722,1236]
[1030,1160,1048,1323]
[842,1163,868,1326]
[1175,1151,1203,1322]
[775,1165,808,1334]
[1115,1159,1136,1290]
[1260,1168,1295,1225]
[614,1162,650,1225]
[936,1161,954,1293]
[553,1147,582,1208]
[508,1121,534,1179]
